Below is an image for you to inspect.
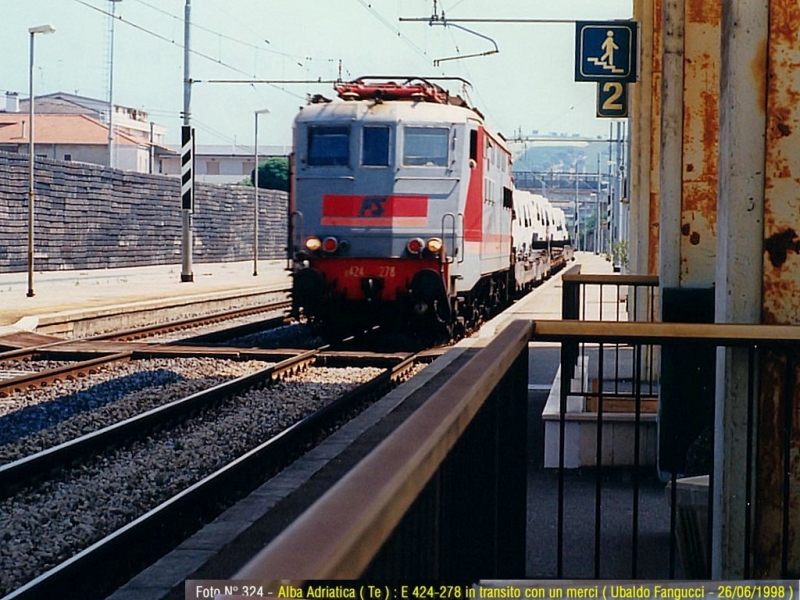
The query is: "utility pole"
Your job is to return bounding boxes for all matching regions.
[107,0,121,168]
[596,155,602,254]
[616,121,627,271]
[574,161,580,252]
[608,122,615,267]
[180,0,194,282]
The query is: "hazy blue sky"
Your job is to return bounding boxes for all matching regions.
[3,0,632,149]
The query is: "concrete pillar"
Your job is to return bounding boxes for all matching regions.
[714,0,768,579]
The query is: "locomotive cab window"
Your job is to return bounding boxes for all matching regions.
[403,127,449,167]
[308,126,350,166]
[362,126,390,166]
[469,129,478,162]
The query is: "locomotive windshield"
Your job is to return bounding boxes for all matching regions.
[403,127,449,167]
[308,126,350,166]
[362,126,390,166]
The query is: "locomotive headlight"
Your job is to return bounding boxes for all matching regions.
[406,238,425,255]
[322,236,339,253]
[426,237,444,253]
[305,237,322,252]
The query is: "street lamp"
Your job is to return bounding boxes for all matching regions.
[27,24,56,298]
[253,107,270,276]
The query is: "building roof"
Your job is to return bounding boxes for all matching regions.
[0,113,141,146]
[23,92,106,110]
[6,92,158,129]
[15,95,102,117]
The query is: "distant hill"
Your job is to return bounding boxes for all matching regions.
[512,139,614,176]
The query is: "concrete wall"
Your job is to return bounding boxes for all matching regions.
[0,152,287,272]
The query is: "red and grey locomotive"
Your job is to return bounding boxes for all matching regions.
[289,76,567,337]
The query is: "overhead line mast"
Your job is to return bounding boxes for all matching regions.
[181,0,194,283]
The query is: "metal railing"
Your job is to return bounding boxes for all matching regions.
[230,319,800,583]
[559,265,660,421]
[234,321,532,584]
[560,264,659,323]
[533,320,800,579]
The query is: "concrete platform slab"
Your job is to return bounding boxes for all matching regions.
[0,260,291,336]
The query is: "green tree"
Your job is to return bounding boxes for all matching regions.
[250,156,289,191]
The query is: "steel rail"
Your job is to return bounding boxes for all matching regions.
[2,350,421,600]
[0,352,133,398]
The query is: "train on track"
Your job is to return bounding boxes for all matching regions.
[289,76,573,339]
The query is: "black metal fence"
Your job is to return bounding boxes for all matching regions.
[232,317,800,583]
[234,321,533,583]
[533,320,800,579]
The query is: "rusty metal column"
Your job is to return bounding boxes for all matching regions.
[647,0,663,280]
[680,3,720,286]
[659,0,721,288]
[754,0,800,578]
[714,0,768,579]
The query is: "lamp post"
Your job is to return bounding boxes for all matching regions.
[27,24,56,298]
[253,108,270,276]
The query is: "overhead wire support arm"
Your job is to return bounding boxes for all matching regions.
[429,20,499,66]
[400,17,581,24]
[414,11,499,66]
[194,78,340,85]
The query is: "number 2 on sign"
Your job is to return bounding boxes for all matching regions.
[602,81,624,111]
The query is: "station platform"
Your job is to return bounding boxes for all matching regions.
[480,251,619,338]
[0,260,291,338]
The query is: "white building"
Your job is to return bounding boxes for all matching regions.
[158,144,291,185]
[2,91,169,173]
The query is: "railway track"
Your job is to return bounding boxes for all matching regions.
[0,345,427,600]
[93,299,292,343]
[0,350,316,497]
[0,298,295,398]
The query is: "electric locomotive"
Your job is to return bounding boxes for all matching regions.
[289,76,514,337]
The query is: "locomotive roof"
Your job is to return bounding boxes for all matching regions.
[296,96,481,124]
[297,77,485,123]
[295,77,512,154]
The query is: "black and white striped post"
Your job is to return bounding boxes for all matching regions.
[180,124,194,282]
[180,0,194,283]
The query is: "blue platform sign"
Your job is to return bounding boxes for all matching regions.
[575,21,637,82]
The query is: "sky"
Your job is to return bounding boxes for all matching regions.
[3,0,632,151]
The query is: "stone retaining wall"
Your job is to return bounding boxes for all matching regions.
[0,152,287,272]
